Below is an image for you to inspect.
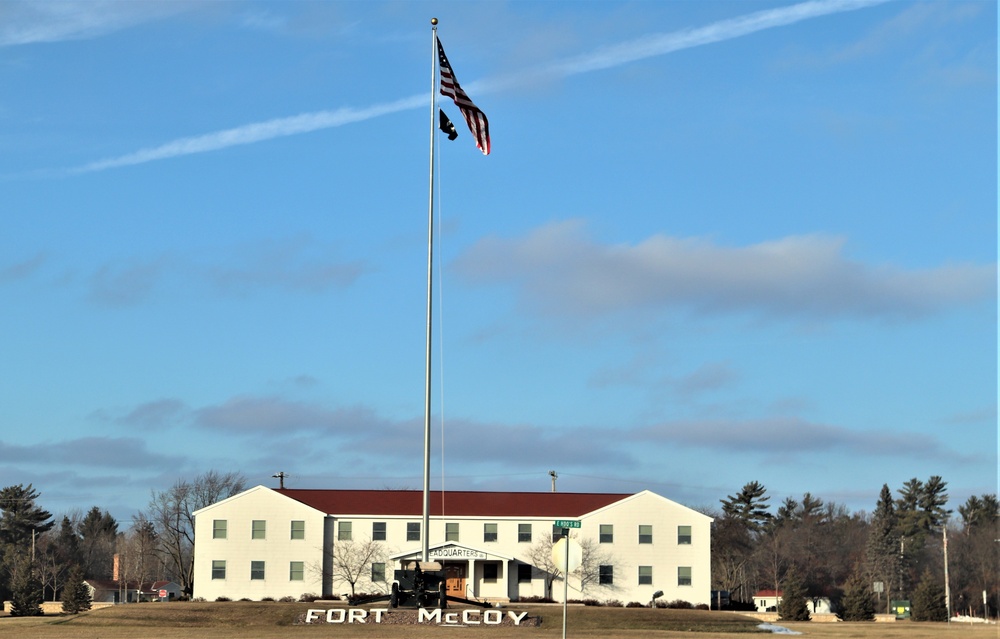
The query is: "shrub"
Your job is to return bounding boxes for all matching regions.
[581,599,601,606]
[517,595,555,603]
[694,604,709,611]
[279,596,296,603]
[625,601,645,608]
[666,599,693,609]
[299,593,320,602]
[238,598,252,602]
[603,599,623,607]
[260,597,275,602]
[215,596,231,602]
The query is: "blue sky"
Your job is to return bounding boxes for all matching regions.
[1,0,995,522]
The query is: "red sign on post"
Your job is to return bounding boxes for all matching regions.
[159,589,168,598]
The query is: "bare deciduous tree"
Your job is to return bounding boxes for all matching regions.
[527,533,620,598]
[146,470,245,595]
[324,537,388,597]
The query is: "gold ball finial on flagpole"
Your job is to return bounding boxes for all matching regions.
[431,18,438,25]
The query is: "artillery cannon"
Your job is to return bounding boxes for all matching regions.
[348,561,492,609]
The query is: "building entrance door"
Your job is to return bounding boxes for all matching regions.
[445,563,466,598]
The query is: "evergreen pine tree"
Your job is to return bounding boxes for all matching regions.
[0,484,54,547]
[61,565,92,614]
[777,569,811,621]
[838,572,875,621]
[865,484,900,611]
[720,481,772,532]
[910,569,948,621]
[8,556,43,617]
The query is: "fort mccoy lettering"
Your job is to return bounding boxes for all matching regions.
[303,607,532,626]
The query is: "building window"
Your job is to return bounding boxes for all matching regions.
[517,564,532,584]
[518,523,532,543]
[445,522,459,542]
[372,562,386,582]
[638,525,653,544]
[250,561,265,580]
[638,566,653,585]
[551,525,566,542]
[252,520,266,540]
[483,563,499,583]
[338,521,352,541]
[290,561,304,581]
[484,523,498,543]
[211,560,226,580]
[678,566,692,586]
[599,524,613,543]
[290,520,305,540]
[373,522,386,541]
[407,522,421,542]
[212,520,227,539]
[599,565,614,586]
[677,525,692,545]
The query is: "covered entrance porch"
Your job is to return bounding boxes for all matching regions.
[391,543,517,605]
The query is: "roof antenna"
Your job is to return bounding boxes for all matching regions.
[273,472,287,489]
[549,470,558,492]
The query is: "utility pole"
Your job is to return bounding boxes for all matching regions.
[943,525,951,623]
[549,470,558,492]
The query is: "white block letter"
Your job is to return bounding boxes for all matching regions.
[419,608,441,623]
[348,608,368,623]
[305,609,322,624]
[462,609,481,625]
[326,609,345,623]
[484,610,503,624]
[508,611,529,626]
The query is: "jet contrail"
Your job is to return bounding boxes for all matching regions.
[71,0,889,174]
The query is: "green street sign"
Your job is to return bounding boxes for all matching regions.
[554,519,581,528]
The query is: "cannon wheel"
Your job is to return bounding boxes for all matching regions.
[390,582,399,608]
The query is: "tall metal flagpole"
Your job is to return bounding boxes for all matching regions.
[422,17,439,564]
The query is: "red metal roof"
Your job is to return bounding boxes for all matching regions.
[275,488,630,518]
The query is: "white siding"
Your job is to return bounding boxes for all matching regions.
[192,487,712,606]
[193,486,328,601]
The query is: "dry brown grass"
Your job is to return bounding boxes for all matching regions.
[0,602,995,639]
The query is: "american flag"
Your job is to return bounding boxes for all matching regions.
[437,38,490,155]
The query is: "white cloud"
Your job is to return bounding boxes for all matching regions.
[452,220,995,320]
[0,0,198,47]
[72,97,427,174]
[64,0,889,173]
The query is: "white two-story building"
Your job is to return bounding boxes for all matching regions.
[192,486,711,606]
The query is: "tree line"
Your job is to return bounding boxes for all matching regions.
[710,477,999,620]
[0,471,245,615]
[0,471,994,620]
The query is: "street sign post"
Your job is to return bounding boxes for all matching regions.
[553,520,581,639]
